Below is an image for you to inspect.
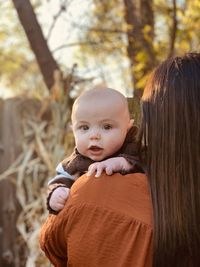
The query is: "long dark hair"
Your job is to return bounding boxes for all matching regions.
[141,53,200,266]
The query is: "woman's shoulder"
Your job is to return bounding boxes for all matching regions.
[70,172,152,227]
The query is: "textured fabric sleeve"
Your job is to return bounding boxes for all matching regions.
[119,125,139,156]
[62,148,94,174]
[115,126,146,173]
[118,154,146,174]
[48,162,78,186]
[47,161,77,214]
[40,214,68,267]
[48,148,94,186]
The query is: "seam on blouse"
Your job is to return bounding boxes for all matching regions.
[65,202,152,230]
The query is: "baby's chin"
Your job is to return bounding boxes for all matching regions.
[88,155,105,161]
[87,152,115,162]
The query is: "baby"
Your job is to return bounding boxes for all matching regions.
[47,87,143,214]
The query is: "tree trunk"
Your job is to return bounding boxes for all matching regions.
[123,0,156,89]
[123,0,156,124]
[168,0,177,58]
[12,0,59,90]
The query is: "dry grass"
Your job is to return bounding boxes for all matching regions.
[0,73,75,267]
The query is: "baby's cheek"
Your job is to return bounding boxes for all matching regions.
[76,140,88,156]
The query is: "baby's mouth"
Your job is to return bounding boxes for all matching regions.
[88,146,103,152]
[88,146,103,157]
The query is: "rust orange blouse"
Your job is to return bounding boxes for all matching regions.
[40,173,153,267]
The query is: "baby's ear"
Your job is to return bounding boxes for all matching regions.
[128,119,134,130]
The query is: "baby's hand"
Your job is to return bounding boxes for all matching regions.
[49,187,70,212]
[87,157,132,178]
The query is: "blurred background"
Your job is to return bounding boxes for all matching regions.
[0,0,199,266]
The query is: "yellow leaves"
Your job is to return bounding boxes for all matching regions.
[134,52,149,71]
[175,0,200,53]
[133,61,145,73]
[136,72,150,91]
[143,24,153,42]
[143,24,152,33]
[130,52,152,90]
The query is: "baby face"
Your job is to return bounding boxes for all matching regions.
[72,95,131,161]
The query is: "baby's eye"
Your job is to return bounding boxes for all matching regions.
[103,124,112,130]
[79,125,89,131]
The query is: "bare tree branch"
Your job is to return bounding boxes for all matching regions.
[47,0,68,41]
[52,41,102,53]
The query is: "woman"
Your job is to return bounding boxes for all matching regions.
[40,53,200,267]
[141,52,200,266]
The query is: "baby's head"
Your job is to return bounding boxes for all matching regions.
[71,87,132,161]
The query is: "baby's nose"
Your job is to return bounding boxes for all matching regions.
[89,130,100,140]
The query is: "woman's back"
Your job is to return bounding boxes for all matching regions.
[40,173,153,267]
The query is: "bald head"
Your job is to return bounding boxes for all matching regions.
[71,87,130,123]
